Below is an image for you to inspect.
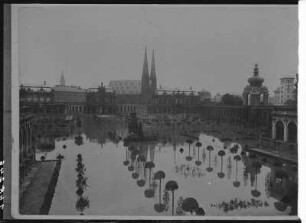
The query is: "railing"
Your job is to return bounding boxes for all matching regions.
[260,137,297,157]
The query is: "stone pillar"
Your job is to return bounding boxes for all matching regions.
[284,120,288,142]
[272,120,276,139]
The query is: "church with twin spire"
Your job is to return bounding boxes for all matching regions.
[109,47,157,104]
[141,47,157,102]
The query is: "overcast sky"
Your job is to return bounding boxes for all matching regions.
[16,5,298,95]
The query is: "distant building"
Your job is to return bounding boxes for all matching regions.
[213,93,222,103]
[86,82,117,114]
[20,85,53,104]
[109,80,141,95]
[198,90,211,103]
[53,85,86,103]
[242,64,269,106]
[268,96,275,105]
[274,76,296,105]
[152,88,200,105]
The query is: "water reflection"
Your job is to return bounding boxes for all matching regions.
[165,180,179,215]
[185,139,194,161]
[153,171,166,213]
[195,142,202,166]
[206,146,214,172]
[43,117,298,216]
[233,155,242,188]
[217,150,226,179]
[144,160,155,198]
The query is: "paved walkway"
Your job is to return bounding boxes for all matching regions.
[19,161,57,215]
[246,147,297,164]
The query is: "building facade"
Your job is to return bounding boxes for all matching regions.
[198,90,212,103]
[20,85,53,104]
[259,106,297,156]
[242,64,269,106]
[109,80,141,95]
[198,105,273,131]
[274,76,297,105]
[152,89,200,105]
[213,93,222,103]
[19,109,35,184]
[53,85,86,103]
[271,107,297,143]
[86,82,117,114]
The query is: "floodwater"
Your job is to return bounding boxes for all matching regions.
[35,116,297,216]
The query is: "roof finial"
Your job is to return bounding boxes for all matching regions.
[254,63,259,76]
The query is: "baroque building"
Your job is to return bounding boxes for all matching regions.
[274,76,297,105]
[20,85,53,104]
[242,64,269,106]
[86,82,117,114]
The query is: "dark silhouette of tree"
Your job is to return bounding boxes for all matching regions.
[221,94,243,105]
[195,142,202,166]
[181,197,199,215]
[233,155,242,187]
[123,147,130,166]
[186,139,194,161]
[144,161,155,198]
[251,161,262,197]
[274,201,288,212]
[75,196,90,214]
[136,154,146,187]
[154,171,166,213]
[195,207,205,216]
[217,150,226,178]
[165,180,179,215]
[206,146,214,172]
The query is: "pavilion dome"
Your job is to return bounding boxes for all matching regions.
[248,64,264,87]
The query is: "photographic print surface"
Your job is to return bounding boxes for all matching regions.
[14,4,298,218]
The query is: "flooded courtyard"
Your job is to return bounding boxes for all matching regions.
[35,116,297,216]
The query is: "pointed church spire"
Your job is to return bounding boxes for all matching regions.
[150,49,157,92]
[60,70,65,86]
[142,46,149,78]
[141,46,150,95]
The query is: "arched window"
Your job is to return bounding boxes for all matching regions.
[275,121,284,141]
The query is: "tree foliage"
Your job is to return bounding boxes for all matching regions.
[221,94,243,105]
